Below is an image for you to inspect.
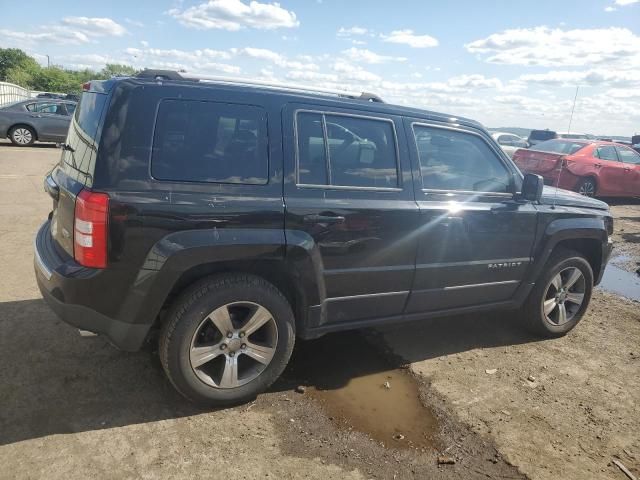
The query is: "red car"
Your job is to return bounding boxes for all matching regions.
[512,139,640,197]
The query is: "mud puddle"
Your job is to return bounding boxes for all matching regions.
[599,256,640,301]
[283,331,439,450]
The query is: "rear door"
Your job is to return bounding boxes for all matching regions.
[404,119,538,313]
[29,102,71,140]
[593,145,626,195]
[283,104,420,327]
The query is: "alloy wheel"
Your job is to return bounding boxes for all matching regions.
[542,267,586,326]
[578,181,595,197]
[12,128,33,145]
[189,301,278,389]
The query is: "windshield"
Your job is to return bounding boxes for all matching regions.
[532,139,587,155]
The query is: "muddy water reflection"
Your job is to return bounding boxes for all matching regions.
[287,332,439,449]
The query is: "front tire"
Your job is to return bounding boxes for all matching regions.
[160,274,295,406]
[9,126,35,146]
[521,249,593,337]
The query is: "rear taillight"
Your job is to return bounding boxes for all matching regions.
[74,189,109,268]
[82,82,91,91]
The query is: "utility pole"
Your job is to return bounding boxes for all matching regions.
[46,55,50,68]
[567,86,579,134]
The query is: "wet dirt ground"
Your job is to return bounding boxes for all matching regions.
[1,140,638,479]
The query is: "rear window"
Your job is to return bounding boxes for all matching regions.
[74,93,109,143]
[532,140,586,155]
[151,99,268,185]
[529,130,556,142]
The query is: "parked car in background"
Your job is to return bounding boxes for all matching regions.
[632,135,640,154]
[34,70,613,406]
[556,132,590,140]
[491,132,529,158]
[513,139,640,198]
[0,99,76,146]
[528,129,557,146]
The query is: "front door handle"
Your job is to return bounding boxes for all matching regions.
[594,163,602,168]
[304,214,345,224]
[30,114,43,118]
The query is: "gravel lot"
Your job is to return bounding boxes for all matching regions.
[1,140,638,479]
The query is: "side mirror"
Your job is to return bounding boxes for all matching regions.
[520,173,544,202]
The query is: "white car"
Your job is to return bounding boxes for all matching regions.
[491,132,529,158]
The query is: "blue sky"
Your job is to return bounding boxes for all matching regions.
[1,0,639,135]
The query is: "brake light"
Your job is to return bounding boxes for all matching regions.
[82,82,91,91]
[74,190,109,268]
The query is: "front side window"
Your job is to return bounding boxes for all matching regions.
[616,146,640,165]
[296,111,399,189]
[152,99,268,185]
[596,145,619,162]
[414,125,512,193]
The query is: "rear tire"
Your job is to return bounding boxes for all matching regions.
[9,125,35,146]
[159,274,295,406]
[521,249,593,338]
[576,177,597,197]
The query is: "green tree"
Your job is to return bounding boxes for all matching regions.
[100,63,139,78]
[0,48,40,82]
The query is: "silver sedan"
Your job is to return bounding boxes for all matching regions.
[0,99,76,146]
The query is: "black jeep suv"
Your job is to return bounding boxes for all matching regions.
[34,70,613,405]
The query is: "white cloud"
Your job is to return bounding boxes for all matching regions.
[234,47,318,70]
[615,0,638,5]
[518,69,640,88]
[168,0,299,30]
[337,26,369,37]
[448,74,503,89]
[381,29,438,48]
[466,26,640,68]
[341,47,406,64]
[140,40,149,47]
[604,6,616,11]
[332,60,381,82]
[124,46,240,74]
[62,17,127,36]
[0,27,90,45]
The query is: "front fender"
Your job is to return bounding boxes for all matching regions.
[528,216,609,284]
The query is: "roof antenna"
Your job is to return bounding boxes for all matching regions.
[553,85,580,209]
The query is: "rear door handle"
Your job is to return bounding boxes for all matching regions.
[594,163,602,168]
[303,214,345,224]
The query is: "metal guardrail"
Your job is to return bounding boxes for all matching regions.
[0,81,32,106]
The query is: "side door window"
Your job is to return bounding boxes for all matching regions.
[64,103,77,116]
[414,125,512,193]
[595,145,619,162]
[296,111,399,189]
[497,135,513,146]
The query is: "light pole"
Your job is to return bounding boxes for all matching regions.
[46,55,50,68]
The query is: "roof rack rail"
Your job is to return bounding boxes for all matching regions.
[135,69,385,103]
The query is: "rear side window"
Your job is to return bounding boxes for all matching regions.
[152,99,268,185]
[295,111,399,189]
[533,140,586,155]
[414,125,511,193]
[616,147,640,164]
[595,145,619,161]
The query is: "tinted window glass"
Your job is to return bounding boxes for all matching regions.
[414,126,511,193]
[497,135,512,146]
[65,103,76,115]
[325,115,398,188]
[596,145,618,161]
[296,112,327,185]
[30,103,65,114]
[533,140,586,155]
[152,99,268,184]
[529,130,556,142]
[617,147,640,164]
[74,92,108,142]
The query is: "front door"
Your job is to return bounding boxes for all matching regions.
[615,146,640,196]
[283,104,420,327]
[32,103,71,140]
[404,119,538,313]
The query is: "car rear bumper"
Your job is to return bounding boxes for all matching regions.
[34,221,150,351]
